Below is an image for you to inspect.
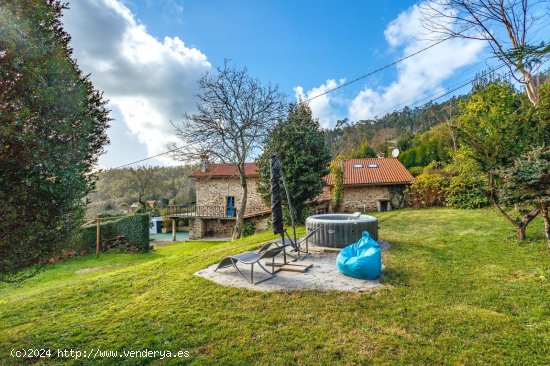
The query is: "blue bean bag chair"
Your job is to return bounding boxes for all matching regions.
[336,231,381,280]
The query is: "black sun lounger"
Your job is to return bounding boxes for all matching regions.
[215,245,287,285]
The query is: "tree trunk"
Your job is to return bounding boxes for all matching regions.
[541,202,550,251]
[524,74,539,106]
[492,197,539,240]
[516,225,527,240]
[232,170,248,240]
[516,207,541,240]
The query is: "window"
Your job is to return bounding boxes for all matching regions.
[353,164,363,168]
[367,164,378,168]
[226,196,236,217]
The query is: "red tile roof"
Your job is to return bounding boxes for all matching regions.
[191,162,259,179]
[325,158,413,186]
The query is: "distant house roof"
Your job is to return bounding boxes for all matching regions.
[191,162,259,179]
[325,158,413,186]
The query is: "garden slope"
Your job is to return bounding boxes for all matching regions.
[0,209,548,365]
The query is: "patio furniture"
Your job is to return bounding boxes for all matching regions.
[266,226,321,260]
[215,245,288,284]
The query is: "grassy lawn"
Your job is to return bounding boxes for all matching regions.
[0,208,549,365]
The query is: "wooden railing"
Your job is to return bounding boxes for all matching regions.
[166,205,237,218]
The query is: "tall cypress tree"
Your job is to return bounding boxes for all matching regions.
[0,0,110,281]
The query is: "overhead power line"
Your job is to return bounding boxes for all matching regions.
[373,62,507,117]
[304,37,450,102]
[115,146,187,169]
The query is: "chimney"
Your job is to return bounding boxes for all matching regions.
[377,152,385,158]
[200,154,209,173]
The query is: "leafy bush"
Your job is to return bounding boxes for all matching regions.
[408,166,424,177]
[299,206,316,224]
[330,160,344,211]
[74,214,150,253]
[242,220,257,237]
[445,174,490,209]
[407,172,448,208]
[442,148,490,209]
[283,206,315,226]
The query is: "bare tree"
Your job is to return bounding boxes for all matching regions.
[126,166,158,211]
[170,61,286,239]
[420,0,549,105]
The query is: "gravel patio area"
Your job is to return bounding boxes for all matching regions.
[195,240,390,292]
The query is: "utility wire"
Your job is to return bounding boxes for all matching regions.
[304,37,450,102]
[115,146,187,168]
[373,62,507,118]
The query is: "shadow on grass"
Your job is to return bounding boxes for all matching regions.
[381,266,412,287]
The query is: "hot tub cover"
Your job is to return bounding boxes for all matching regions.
[336,231,381,280]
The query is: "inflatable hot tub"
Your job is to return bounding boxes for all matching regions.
[305,213,378,248]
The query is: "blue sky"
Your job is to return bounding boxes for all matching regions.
[60,0,546,168]
[125,0,417,95]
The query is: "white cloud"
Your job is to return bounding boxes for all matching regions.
[349,3,485,121]
[293,79,346,128]
[62,0,210,166]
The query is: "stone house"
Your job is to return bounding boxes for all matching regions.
[324,158,413,212]
[183,158,412,239]
[187,163,271,239]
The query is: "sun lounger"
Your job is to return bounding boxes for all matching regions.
[264,227,322,259]
[215,245,287,284]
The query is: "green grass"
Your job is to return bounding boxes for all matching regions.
[1,209,549,365]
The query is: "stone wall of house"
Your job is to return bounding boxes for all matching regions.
[189,215,272,240]
[204,219,234,238]
[189,218,233,239]
[341,186,390,212]
[189,218,205,240]
[249,215,269,232]
[195,177,269,216]
[340,185,409,212]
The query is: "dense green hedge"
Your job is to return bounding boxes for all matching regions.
[74,214,150,253]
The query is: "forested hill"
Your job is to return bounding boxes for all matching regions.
[324,95,465,159]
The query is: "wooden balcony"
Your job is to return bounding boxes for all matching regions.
[166,204,237,219]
